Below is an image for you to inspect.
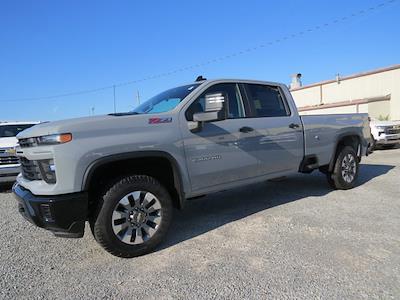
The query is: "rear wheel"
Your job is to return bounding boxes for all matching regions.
[90,175,173,258]
[326,146,359,190]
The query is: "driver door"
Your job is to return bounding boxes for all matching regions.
[180,83,259,192]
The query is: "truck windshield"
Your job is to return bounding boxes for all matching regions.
[0,124,35,138]
[132,84,200,114]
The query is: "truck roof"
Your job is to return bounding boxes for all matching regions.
[195,78,286,87]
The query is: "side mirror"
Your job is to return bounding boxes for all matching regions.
[192,92,226,123]
[193,111,220,122]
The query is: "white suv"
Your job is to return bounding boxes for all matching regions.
[0,121,39,183]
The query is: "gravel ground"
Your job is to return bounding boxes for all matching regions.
[1,148,400,299]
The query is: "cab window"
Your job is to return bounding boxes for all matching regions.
[185,83,245,121]
[244,84,290,117]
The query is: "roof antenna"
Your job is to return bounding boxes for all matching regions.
[195,75,207,82]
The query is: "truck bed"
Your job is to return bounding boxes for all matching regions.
[300,113,370,166]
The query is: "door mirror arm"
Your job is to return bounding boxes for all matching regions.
[188,121,202,133]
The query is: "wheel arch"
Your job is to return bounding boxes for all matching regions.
[328,133,362,172]
[82,151,186,209]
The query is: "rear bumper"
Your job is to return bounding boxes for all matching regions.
[12,183,88,238]
[0,165,20,183]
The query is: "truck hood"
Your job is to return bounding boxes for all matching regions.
[16,113,168,139]
[0,136,18,148]
[370,120,400,127]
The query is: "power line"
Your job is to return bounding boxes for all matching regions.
[1,0,397,103]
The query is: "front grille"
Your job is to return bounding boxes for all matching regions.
[18,138,37,148]
[0,173,19,177]
[386,127,400,135]
[0,156,19,165]
[20,157,42,181]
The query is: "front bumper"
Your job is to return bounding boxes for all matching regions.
[12,183,88,238]
[375,134,400,145]
[0,164,20,183]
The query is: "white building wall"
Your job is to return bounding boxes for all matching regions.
[293,86,321,107]
[291,66,400,120]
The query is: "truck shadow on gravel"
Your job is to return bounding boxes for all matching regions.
[160,163,394,250]
[0,183,13,193]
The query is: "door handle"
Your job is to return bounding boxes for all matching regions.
[239,126,254,133]
[289,123,300,129]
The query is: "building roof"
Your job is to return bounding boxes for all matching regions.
[297,95,391,112]
[291,64,400,91]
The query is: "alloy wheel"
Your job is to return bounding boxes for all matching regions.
[111,191,162,245]
[341,153,356,183]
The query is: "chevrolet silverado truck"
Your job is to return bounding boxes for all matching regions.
[0,121,39,184]
[13,78,371,258]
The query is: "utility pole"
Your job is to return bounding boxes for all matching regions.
[91,106,95,116]
[136,90,140,105]
[113,85,116,113]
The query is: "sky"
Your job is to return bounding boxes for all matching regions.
[1,0,399,121]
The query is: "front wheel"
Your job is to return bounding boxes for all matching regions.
[326,146,359,190]
[90,175,173,258]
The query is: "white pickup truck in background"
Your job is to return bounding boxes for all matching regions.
[370,119,400,149]
[0,121,39,183]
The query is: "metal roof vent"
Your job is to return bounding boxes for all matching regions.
[290,73,302,89]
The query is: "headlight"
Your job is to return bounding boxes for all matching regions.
[36,133,72,145]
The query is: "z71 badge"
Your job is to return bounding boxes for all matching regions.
[148,117,172,124]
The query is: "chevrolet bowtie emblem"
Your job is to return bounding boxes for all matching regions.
[5,148,17,155]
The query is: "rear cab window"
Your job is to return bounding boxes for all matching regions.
[243,84,290,118]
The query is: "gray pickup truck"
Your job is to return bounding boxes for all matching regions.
[13,78,371,257]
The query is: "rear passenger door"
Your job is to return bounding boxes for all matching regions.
[241,83,304,176]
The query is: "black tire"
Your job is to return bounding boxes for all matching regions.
[326,173,336,189]
[90,175,173,258]
[321,165,336,188]
[326,146,359,190]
